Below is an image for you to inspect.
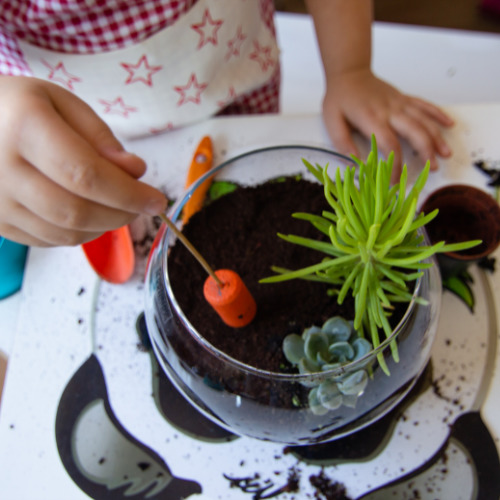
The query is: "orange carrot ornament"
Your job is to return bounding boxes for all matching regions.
[159,214,257,328]
[203,270,257,328]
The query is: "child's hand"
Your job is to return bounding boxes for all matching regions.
[0,76,167,246]
[321,69,454,181]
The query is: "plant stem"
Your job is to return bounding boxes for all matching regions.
[159,213,223,288]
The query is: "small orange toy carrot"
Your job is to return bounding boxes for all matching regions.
[159,214,257,328]
[182,135,214,224]
[203,270,257,328]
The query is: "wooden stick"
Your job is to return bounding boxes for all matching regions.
[159,213,223,288]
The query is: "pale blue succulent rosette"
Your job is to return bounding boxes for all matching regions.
[0,237,28,299]
[283,316,373,415]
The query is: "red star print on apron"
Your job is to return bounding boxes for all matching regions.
[18,0,279,139]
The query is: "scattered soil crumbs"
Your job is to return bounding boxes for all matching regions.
[131,214,163,259]
[309,468,352,500]
[224,467,300,499]
[224,465,352,499]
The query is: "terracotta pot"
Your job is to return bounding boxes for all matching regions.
[421,184,500,277]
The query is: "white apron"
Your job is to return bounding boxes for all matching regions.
[18,0,280,139]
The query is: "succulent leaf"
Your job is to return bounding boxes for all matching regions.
[342,394,361,408]
[283,316,373,414]
[304,330,330,361]
[308,387,330,416]
[299,357,321,375]
[328,341,354,361]
[337,370,368,396]
[282,334,305,364]
[317,380,343,410]
[352,337,372,361]
[321,316,351,341]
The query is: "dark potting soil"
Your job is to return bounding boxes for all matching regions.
[167,178,356,372]
[424,205,489,257]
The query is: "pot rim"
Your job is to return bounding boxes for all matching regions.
[159,145,425,381]
[421,183,500,260]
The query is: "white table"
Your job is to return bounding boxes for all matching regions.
[1,12,500,500]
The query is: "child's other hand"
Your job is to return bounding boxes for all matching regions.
[321,69,454,181]
[0,76,167,246]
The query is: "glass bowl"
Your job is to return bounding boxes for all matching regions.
[144,146,442,445]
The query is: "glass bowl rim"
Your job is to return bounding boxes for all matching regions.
[156,144,425,381]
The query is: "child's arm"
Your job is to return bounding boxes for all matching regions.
[305,0,454,179]
[0,76,167,246]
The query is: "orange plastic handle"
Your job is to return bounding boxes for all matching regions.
[182,135,214,224]
[203,269,257,328]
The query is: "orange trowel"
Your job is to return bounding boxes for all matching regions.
[81,225,135,284]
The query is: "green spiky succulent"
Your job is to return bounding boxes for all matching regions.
[283,316,372,414]
[261,136,481,375]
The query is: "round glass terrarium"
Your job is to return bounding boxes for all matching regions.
[144,146,442,445]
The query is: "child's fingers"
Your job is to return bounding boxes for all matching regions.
[411,97,455,127]
[389,112,438,170]
[0,223,56,247]
[322,108,360,160]
[3,158,139,233]
[16,96,167,217]
[98,149,147,179]
[0,77,165,246]
[349,112,404,179]
[404,101,453,159]
[47,82,148,179]
[0,205,103,247]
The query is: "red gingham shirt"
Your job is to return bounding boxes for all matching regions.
[0,0,279,114]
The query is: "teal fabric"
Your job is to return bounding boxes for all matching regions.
[0,237,28,299]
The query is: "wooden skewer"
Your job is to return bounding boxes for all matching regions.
[154,137,256,328]
[158,213,223,288]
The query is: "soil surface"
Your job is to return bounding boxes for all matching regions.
[167,178,355,371]
[425,205,489,256]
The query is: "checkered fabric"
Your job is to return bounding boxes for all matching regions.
[0,0,279,114]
